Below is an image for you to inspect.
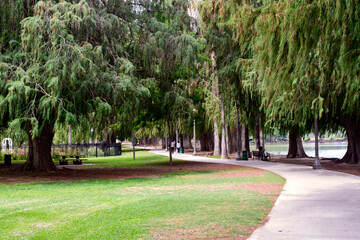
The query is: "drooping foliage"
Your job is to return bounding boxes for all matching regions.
[0,0,148,171]
[209,0,360,162]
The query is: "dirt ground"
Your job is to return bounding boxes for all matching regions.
[0,161,259,184]
[1,148,358,184]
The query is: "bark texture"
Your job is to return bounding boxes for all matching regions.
[21,123,56,172]
[220,95,228,159]
[241,124,250,154]
[183,134,192,148]
[226,127,237,154]
[340,117,360,164]
[211,50,221,156]
[236,108,241,158]
[255,117,260,149]
[199,132,214,151]
[213,121,221,155]
[287,125,308,158]
[260,124,264,148]
[167,118,173,165]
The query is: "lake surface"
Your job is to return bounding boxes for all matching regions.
[254,142,348,159]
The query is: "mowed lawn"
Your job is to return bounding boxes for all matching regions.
[0,149,285,239]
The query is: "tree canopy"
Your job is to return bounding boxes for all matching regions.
[1,0,360,171]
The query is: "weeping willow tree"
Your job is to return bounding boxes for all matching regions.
[129,0,202,164]
[218,0,360,162]
[200,0,265,157]
[245,0,360,163]
[0,0,147,171]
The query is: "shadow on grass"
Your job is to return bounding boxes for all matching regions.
[122,148,149,153]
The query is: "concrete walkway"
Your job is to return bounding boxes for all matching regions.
[149,149,360,240]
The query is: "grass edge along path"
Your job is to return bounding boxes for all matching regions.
[0,150,285,239]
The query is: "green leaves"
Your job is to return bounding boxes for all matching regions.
[0,0,150,137]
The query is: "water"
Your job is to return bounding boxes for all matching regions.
[255,142,348,159]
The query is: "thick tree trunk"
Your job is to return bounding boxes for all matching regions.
[213,121,221,155]
[226,127,237,154]
[21,123,56,172]
[241,124,250,154]
[340,118,360,164]
[287,125,308,158]
[183,134,192,148]
[220,95,228,159]
[200,132,214,151]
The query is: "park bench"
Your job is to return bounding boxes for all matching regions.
[252,151,271,161]
[252,151,261,160]
[54,154,87,165]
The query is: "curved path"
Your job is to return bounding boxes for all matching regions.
[149,149,360,240]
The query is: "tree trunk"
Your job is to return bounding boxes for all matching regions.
[211,50,221,156]
[180,134,184,148]
[200,132,214,151]
[245,126,250,153]
[165,130,168,151]
[236,108,241,159]
[260,119,264,148]
[167,118,172,165]
[241,124,246,152]
[183,134,192,148]
[287,125,308,158]
[220,95,228,159]
[340,117,360,164]
[255,117,260,149]
[176,128,178,147]
[132,130,136,160]
[225,125,232,154]
[241,124,250,154]
[213,120,220,155]
[21,123,56,172]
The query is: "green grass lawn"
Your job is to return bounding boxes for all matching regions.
[0,149,285,239]
[83,148,172,168]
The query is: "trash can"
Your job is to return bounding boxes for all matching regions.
[241,151,248,160]
[4,154,11,165]
[180,147,184,153]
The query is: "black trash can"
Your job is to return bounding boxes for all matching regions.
[241,151,248,160]
[4,154,11,165]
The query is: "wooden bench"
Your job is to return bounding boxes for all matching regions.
[252,151,271,161]
[252,151,261,160]
[55,154,87,165]
[57,158,87,165]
